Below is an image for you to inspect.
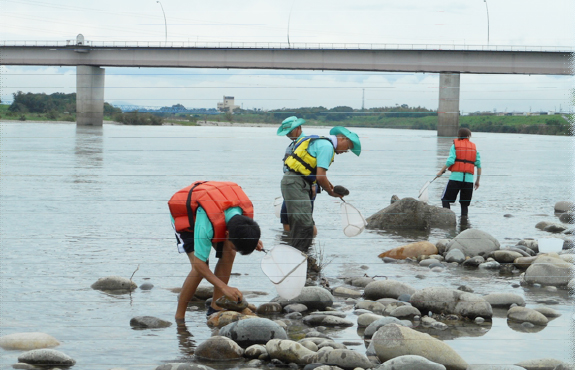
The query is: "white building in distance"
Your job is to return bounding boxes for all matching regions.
[217,96,240,113]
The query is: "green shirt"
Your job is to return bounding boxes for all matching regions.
[193,206,243,262]
[308,138,335,170]
[445,144,481,183]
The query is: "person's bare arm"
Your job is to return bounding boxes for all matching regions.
[192,254,243,302]
[316,167,342,198]
[475,168,481,190]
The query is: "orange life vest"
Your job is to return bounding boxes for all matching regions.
[168,181,254,242]
[449,139,477,174]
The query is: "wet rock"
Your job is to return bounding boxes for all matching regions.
[410,287,493,319]
[343,276,375,288]
[397,293,411,302]
[554,201,574,213]
[310,311,347,318]
[207,310,256,329]
[483,293,525,308]
[244,344,268,359]
[0,332,60,350]
[155,365,216,370]
[372,324,467,370]
[516,358,571,370]
[17,349,76,367]
[357,313,385,327]
[194,336,244,361]
[518,239,539,253]
[298,340,319,352]
[544,224,568,233]
[524,255,573,286]
[436,239,451,255]
[91,276,137,292]
[390,194,400,204]
[419,259,439,267]
[219,317,287,347]
[533,307,561,318]
[364,279,416,300]
[457,285,474,293]
[303,315,354,327]
[511,245,536,256]
[256,302,283,315]
[513,256,538,270]
[280,287,334,311]
[266,339,316,365]
[139,282,154,290]
[445,249,465,264]
[559,212,574,224]
[462,256,485,267]
[466,366,526,370]
[376,354,447,370]
[286,312,303,320]
[215,296,249,311]
[355,300,386,315]
[284,303,308,313]
[364,317,407,338]
[446,229,500,258]
[378,241,438,260]
[193,285,214,300]
[366,197,456,230]
[507,306,548,326]
[478,260,501,269]
[130,316,172,329]
[389,305,421,319]
[492,250,524,263]
[331,286,362,298]
[311,349,373,370]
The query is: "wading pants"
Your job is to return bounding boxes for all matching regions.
[280,171,314,252]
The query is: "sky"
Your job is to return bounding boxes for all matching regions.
[0,0,574,113]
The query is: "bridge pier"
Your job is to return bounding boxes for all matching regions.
[76,66,105,126]
[437,73,460,138]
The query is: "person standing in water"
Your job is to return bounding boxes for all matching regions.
[436,128,481,217]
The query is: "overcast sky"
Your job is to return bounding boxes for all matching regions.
[1,0,573,113]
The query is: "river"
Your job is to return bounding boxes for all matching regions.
[0,122,572,368]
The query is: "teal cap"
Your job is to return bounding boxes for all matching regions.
[277,116,305,136]
[330,126,361,156]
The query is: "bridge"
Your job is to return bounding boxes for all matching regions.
[1,38,572,136]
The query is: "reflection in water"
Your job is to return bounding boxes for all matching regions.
[176,322,196,356]
[507,319,547,334]
[75,125,103,166]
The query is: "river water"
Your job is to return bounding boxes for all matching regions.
[0,122,573,369]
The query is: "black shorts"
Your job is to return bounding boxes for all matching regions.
[176,231,224,260]
[441,180,474,206]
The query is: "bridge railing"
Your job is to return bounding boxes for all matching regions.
[0,40,573,52]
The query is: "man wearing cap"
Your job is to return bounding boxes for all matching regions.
[281,126,361,251]
[277,116,318,235]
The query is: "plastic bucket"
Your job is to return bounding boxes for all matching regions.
[538,238,564,253]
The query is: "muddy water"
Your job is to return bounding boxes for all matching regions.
[0,122,572,368]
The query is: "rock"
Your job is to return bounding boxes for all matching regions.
[333,185,349,196]
[410,287,493,319]
[244,344,268,359]
[462,256,485,267]
[419,259,440,267]
[207,310,256,329]
[281,287,334,311]
[332,287,362,298]
[311,349,373,370]
[507,306,549,326]
[483,293,525,308]
[17,349,76,367]
[389,305,421,318]
[554,201,574,213]
[139,282,154,290]
[378,241,438,260]
[303,315,354,327]
[194,336,244,361]
[516,358,571,370]
[390,194,400,204]
[91,276,137,292]
[298,340,319,352]
[559,212,574,224]
[256,302,283,315]
[445,249,465,264]
[436,239,451,255]
[518,239,539,253]
[129,316,172,329]
[284,303,308,313]
[355,301,386,315]
[492,250,524,263]
[364,279,416,300]
[310,311,347,318]
[375,354,447,370]
[544,224,568,233]
[343,276,375,288]
[446,229,500,258]
[513,256,538,270]
[155,365,216,370]
[219,317,287,347]
[193,285,214,300]
[364,317,407,338]
[357,313,385,327]
[466,366,526,370]
[524,255,574,286]
[372,324,467,370]
[533,306,561,318]
[479,260,501,270]
[366,197,456,230]
[215,296,249,311]
[266,339,317,365]
[0,332,60,350]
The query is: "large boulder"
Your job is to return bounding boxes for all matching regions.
[18,349,76,367]
[364,280,416,300]
[366,198,456,230]
[446,229,500,258]
[91,276,137,293]
[278,287,334,310]
[410,287,492,319]
[219,318,287,347]
[0,332,60,350]
[524,255,574,286]
[378,241,438,259]
[372,324,467,370]
[194,336,244,361]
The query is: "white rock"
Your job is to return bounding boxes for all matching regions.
[0,332,60,350]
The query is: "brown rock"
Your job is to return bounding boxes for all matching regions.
[378,241,438,260]
[207,310,256,328]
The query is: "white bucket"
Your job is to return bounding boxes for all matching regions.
[340,201,367,237]
[273,197,283,218]
[261,245,307,300]
[538,238,564,253]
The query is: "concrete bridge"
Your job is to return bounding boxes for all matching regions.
[1,39,572,137]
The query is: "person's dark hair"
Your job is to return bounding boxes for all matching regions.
[227,215,260,255]
[457,128,472,140]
